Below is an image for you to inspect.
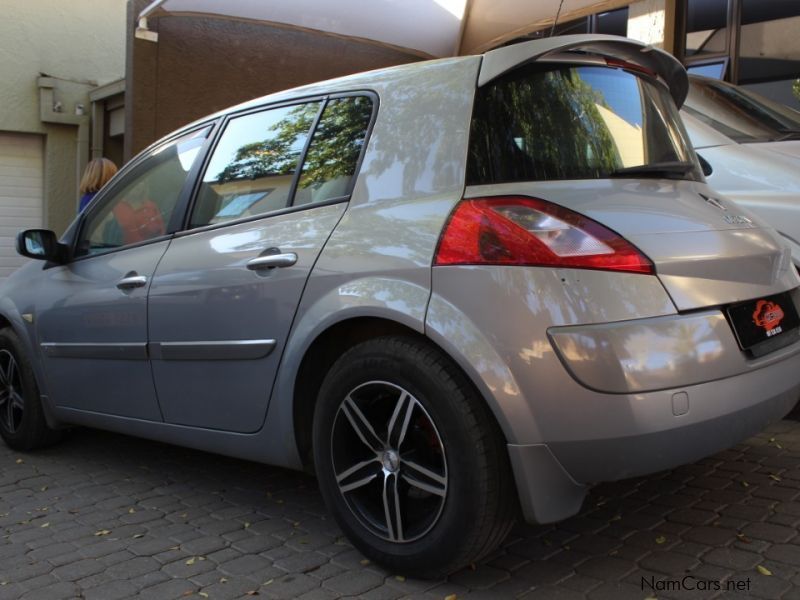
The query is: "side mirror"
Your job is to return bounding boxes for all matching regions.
[16,229,67,263]
[696,153,713,177]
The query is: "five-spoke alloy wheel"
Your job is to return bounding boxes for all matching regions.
[313,335,516,576]
[331,381,448,543]
[0,349,24,434]
[0,328,61,450]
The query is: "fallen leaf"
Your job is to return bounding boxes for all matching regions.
[769,474,782,482]
[757,565,773,576]
[40,486,47,492]
[244,522,250,529]
[655,536,666,545]
[610,514,622,522]
[444,595,458,600]
[186,557,196,565]
[133,533,145,539]
[741,481,750,488]
[263,579,274,585]
[40,523,49,528]
[219,577,228,583]
[769,437,776,443]
[736,533,752,544]
[199,593,209,598]
[15,459,23,464]
[360,559,370,565]
[94,529,111,536]
[246,591,259,596]
[395,575,405,582]
[128,508,136,514]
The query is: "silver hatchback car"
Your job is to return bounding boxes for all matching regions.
[2,35,800,576]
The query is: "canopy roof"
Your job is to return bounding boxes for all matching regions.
[139,0,631,57]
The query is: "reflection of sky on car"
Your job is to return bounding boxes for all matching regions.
[579,68,643,128]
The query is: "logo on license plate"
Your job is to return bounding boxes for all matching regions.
[753,300,785,337]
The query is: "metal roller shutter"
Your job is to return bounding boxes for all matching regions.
[0,133,44,281]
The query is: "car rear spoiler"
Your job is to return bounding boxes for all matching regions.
[479,34,689,107]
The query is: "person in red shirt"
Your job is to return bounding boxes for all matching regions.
[111,183,165,244]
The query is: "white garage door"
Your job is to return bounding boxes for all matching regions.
[0,133,43,281]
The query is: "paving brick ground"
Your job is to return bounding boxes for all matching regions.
[2,414,800,599]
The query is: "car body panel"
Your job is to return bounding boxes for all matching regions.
[426,266,677,445]
[35,241,170,421]
[465,181,799,310]
[147,202,347,433]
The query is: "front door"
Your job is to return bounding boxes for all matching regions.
[147,95,374,432]
[35,126,210,419]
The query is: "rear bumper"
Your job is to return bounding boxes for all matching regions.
[510,349,800,524]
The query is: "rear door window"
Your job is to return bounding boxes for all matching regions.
[190,102,321,228]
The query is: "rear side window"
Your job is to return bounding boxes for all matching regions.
[468,65,700,184]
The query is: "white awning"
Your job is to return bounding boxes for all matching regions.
[138,0,630,57]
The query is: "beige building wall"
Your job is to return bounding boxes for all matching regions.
[0,0,127,235]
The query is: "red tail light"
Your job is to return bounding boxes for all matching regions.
[434,196,654,275]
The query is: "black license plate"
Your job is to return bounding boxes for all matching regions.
[726,292,800,351]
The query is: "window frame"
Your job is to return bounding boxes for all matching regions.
[68,120,221,263]
[179,90,379,237]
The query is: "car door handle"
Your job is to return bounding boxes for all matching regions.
[116,274,148,290]
[246,253,298,270]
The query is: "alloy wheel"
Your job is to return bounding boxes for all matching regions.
[330,381,448,543]
[0,350,24,434]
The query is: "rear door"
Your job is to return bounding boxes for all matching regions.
[147,95,374,432]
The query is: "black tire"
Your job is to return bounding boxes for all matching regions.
[0,327,61,450]
[313,335,516,577]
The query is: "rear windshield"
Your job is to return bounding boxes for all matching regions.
[684,77,800,143]
[467,64,701,184]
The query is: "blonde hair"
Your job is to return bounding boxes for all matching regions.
[79,158,118,194]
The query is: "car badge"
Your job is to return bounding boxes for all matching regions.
[752,299,784,336]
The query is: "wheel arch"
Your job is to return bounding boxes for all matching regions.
[291,315,513,471]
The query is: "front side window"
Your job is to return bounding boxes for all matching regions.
[190,102,321,227]
[468,64,700,184]
[77,127,209,257]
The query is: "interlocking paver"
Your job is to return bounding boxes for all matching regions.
[3,416,800,599]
